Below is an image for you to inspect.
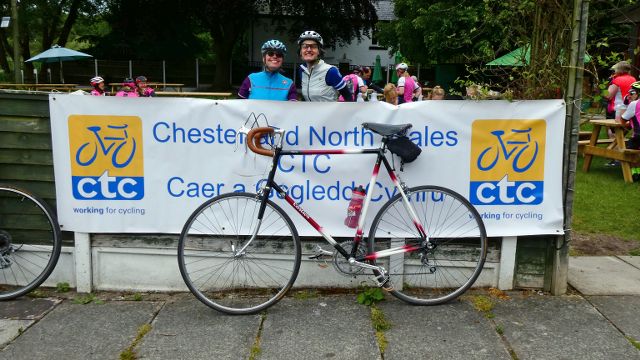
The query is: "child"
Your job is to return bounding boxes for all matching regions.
[115,78,139,97]
[89,76,107,96]
[383,83,398,105]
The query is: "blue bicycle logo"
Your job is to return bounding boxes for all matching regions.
[476,128,539,173]
[75,124,137,168]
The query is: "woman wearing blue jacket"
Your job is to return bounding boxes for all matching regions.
[238,40,297,101]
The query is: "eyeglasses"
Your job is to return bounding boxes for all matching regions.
[301,43,318,50]
[266,51,284,58]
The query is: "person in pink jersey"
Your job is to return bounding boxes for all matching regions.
[89,76,107,96]
[395,63,415,104]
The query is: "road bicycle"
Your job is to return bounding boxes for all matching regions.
[177,123,487,315]
[0,184,62,300]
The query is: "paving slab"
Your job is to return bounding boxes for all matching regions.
[568,256,640,295]
[378,298,511,360]
[587,295,640,340]
[0,297,60,319]
[0,300,158,360]
[0,320,32,349]
[138,295,260,360]
[260,296,380,360]
[492,294,639,359]
[618,256,640,270]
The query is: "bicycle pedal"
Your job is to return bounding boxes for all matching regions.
[375,273,393,291]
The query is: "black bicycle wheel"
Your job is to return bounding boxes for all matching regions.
[178,192,301,315]
[0,185,62,300]
[368,186,487,305]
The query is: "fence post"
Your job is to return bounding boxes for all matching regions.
[196,59,199,89]
[94,59,98,76]
[129,60,132,78]
[162,60,166,87]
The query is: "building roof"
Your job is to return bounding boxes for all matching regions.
[375,0,396,21]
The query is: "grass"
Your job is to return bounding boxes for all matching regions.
[249,313,267,360]
[73,293,104,304]
[573,155,640,242]
[470,294,495,316]
[370,306,391,355]
[120,324,152,360]
[626,336,640,350]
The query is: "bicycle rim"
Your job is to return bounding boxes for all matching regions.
[368,186,487,305]
[0,185,62,300]
[178,192,301,315]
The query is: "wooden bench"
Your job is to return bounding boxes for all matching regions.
[577,138,614,155]
[155,91,233,98]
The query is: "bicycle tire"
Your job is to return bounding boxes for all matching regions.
[0,184,62,300]
[367,185,487,305]
[178,192,301,315]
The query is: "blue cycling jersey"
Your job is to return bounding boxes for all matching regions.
[239,71,295,101]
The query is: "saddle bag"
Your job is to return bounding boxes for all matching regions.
[386,136,421,163]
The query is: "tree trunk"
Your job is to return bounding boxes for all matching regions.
[57,0,82,46]
[212,39,234,90]
[0,30,11,73]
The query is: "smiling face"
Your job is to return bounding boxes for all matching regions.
[263,50,284,72]
[300,40,320,63]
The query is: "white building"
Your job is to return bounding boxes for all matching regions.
[247,0,396,70]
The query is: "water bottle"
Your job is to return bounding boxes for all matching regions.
[344,185,366,228]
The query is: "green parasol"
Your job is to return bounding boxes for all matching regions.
[372,55,383,84]
[391,50,402,83]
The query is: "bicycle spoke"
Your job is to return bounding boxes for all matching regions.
[178,192,300,314]
[368,186,486,305]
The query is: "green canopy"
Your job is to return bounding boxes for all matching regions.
[487,46,591,66]
[372,55,383,84]
[391,51,402,83]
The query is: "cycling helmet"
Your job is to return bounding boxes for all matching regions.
[395,63,408,71]
[90,76,104,86]
[631,81,640,92]
[353,66,363,74]
[123,77,136,88]
[261,39,287,55]
[297,30,323,47]
[135,75,148,84]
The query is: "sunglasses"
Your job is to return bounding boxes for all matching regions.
[301,43,318,50]
[266,51,284,58]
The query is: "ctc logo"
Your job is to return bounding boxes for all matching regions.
[68,115,144,201]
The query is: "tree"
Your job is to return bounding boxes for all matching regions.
[0,0,99,75]
[377,0,636,98]
[376,0,523,65]
[85,0,205,61]
[191,0,378,90]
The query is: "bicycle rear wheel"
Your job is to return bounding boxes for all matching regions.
[368,185,487,305]
[0,184,62,300]
[178,192,301,315]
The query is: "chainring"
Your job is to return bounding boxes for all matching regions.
[332,241,368,276]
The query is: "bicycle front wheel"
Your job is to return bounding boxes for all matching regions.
[368,186,487,305]
[0,185,62,300]
[178,192,301,315]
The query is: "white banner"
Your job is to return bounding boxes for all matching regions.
[50,95,565,237]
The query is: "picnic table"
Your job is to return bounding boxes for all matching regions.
[109,82,185,93]
[0,83,78,92]
[582,119,640,183]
